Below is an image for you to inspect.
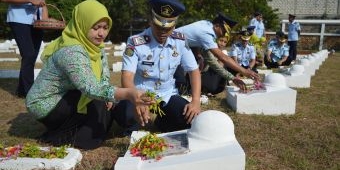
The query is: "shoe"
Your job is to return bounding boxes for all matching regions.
[15,91,26,98]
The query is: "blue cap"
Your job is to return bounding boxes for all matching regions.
[215,12,238,28]
[254,12,262,17]
[289,14,296,18]
[149,0,185,28]
[276,30,284,37]
[278,33,288,42]
[239,30,251,41]
[212,12,237,38]
[247,25,256,31]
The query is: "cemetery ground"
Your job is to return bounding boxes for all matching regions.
[0,51,339,170]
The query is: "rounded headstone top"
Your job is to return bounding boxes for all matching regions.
[289,64,304,76]
[298,58,310,66]
[307,56,316,62]
[188,110,235,150]
[263,73,287,88]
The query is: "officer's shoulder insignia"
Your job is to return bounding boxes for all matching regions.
[170,31,185,40]
[124,45,135,57]
[235,42,242,47]
[132,35,150,46]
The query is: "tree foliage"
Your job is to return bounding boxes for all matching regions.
[0,0,280,42]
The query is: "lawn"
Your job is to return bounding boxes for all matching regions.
[0,51,339,170]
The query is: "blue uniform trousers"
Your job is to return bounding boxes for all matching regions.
[9,22,43,97]
[113,95,191,134]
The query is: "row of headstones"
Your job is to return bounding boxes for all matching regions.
[0,39,114,62]
[226,50,330,115]
[0,39,115,78]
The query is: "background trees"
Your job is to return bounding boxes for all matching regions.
[0,0,280,43]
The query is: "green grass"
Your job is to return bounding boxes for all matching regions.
[0,52,339,169]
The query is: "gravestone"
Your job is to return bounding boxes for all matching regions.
[115,110,245,170]
[226,73,297,115]
[0,148,82,170]
[281,64,311,88]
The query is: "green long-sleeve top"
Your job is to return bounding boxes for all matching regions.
[26,45,116,119]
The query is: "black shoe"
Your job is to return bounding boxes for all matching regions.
[15,91,26,98]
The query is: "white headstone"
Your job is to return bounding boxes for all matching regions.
[226,73,297,115]
[281,65,311,88]
[115,110,245,170]
[0,148,82,170]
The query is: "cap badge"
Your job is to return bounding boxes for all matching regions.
[161,5,174,17]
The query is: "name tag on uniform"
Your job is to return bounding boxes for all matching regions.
[142,61,154,66]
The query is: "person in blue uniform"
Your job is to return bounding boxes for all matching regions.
[175,12,258,95]
[287,14,301,65]
[2,0,47,97]
[230,30,257,76]
[264,33,290,68]
[249,12,266,39]
[113,0,201,134]
[267,30,285,48]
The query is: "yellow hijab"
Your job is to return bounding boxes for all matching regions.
[41,0,112,114]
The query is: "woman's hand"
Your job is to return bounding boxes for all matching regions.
[31,0,46,7]
[127,89,155,127]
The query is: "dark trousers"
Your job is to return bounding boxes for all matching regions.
[174,66,190,95]
[39,90,114,150]
[288,41,298,65]
[264,56,280,69]
[201,68,227,95]
[113,95,190,133]
[9,22,43,96]
[264,54,291,68]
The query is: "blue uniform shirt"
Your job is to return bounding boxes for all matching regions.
[288,21,301,41]
[249,18,265,38]
[175,20,218,50]
[122,28,198,103]
[268,43,289,62]
[230,42,256,66]
[6,4,41,25]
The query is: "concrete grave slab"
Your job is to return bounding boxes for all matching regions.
[0,148,82,170]
[280,65,311,88]
[226,73,297,115]
[115,110,245,170]
[0,58,19,62]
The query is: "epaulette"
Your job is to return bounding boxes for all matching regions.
[170,31,185,40]
[235,42,242,47]
[131,35,151,46]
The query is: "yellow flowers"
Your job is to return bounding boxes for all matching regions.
[145,90,165,117]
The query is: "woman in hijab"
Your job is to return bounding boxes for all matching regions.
[26,0,152,150]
